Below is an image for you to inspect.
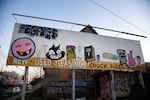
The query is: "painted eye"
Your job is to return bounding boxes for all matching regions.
[16,44,21,48]
[25,43,31,46]
[56,50,61,54]
[49,50,55,54]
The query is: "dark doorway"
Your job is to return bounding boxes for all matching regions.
[93,71,111,99]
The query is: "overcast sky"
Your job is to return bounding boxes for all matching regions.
[0,0,150,75]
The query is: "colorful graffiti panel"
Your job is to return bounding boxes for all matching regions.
[11,37,36,60]
[66,45,76,63]
[84,45,95,62]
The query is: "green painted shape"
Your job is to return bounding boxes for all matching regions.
[103,52,118,60]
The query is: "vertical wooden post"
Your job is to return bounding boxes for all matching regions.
[72,69,75,100]
[110,71,116,100]
[21,66,29,100]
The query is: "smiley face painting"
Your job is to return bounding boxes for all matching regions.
[11,37,36,60]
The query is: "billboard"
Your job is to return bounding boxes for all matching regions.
[7,23,146,71]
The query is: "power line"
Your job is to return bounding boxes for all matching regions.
[12,13,147,38]
[89,0,150,36]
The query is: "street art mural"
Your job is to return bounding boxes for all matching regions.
[84,45,95,62]
[7,23,146,71]
[44,81,72,97]
[128,50,136,67]
[19,24,58,39]
[66,45,76,63]
[117,49,128,66]
[46,44,65,60]
[44,81,87,97]
[117,49,141,67]
[100,75,111,100]
[103,52,118,60]
[11,37,36,60]
[115,75,136,97]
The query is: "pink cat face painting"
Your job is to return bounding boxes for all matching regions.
[11,37,36,60]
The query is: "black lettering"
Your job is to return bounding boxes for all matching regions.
[45,28,58,39]
[25,25,31,34]
[19,24,58,40]
[19,24,26,33]
[37,27,45,36]
[52,28,58,39]
[45,28,52,39]
[30,26,38,36]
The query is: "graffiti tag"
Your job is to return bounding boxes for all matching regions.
[11,37,36,60]
[19,24,58,39]
[84,45,95,62]
[46,44,65,60]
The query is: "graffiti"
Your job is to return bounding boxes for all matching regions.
[84,45,95,62]
[19,24,58,39]
[117,49,141,67]
[117,49,128,66]
[100,75,111,99]
[11,37,36,60]
[66,45,76,63]
[115,76,129,93]
[100,75,109,92]
[44,81,71,97]
[96,54,100,62]
[115,75,136,97]
[128,50,136,67]
[103,52,118,60]
[44,81,86,97]
[46,44,65,60]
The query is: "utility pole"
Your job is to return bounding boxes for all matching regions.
[110,71,116,100]
[21,66,29,100]
[72,69,75,100]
